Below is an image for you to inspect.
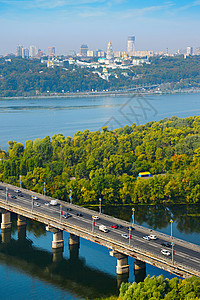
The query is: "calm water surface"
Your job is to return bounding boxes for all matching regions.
[0,93,200,299]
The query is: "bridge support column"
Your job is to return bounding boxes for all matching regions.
[69,234,80,260]
[46,225,64,250]
[17,215,27,240]
[17,215,27,227]
[134,259,146,283]
[110,251,129,275]
[1,228,11,243]
[1,211,12,230]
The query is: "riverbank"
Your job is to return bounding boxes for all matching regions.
[0,86,200,100]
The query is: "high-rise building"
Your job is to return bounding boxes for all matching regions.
[16,45,23,57]
[80,44,88,57]
[22,48,29,58]
[127,36,135,53]
[196,47,200,55]
[29,45,38,58]
[187,46,193,56]
[48,47,55,57]
[106,41,114,62]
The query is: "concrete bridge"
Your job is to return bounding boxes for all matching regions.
[0,181,200,280]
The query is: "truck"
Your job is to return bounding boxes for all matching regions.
[99,225,109,233]
[50,200,58,206]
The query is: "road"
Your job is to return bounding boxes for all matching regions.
[0,182,199,277]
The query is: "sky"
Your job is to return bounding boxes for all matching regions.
[0,0,200,55]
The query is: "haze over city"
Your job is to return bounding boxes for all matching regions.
[1,0,200,55]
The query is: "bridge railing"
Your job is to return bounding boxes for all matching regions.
[0,195,199,277]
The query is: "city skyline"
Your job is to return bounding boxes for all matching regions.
[0,0,200,55]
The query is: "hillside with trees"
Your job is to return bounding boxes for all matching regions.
[0,116,200,205]
[0,56,200,97]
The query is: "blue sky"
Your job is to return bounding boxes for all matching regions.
[0,0,200,54]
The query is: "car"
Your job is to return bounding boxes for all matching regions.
[117,224,123,228]
[0,188,3,190]
[62,214,69,219]
[161,242,171,247]
[110,224,118,229]
[35,202,40,207]
[66,213,72,217]
[149,234,158,240]
[11,195,17,199]
[92,215,99,220]
[161,249,171,256]
[121,234,129,239]
[18,193,23,197]
[33,196,39,200]
[44,202,50,206]
[143,236,151,241]
[77,213,83,217]
[66,208,72,211]
[14,189,21,193]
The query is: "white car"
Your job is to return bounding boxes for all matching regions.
[149,234,158,240]
[45,202,50,206]
[33,196,39,200]
[161,249,171,256]
[92,215,99,220]
[143,236,151,241]
[14,189,21,193]
[121,234,129,239]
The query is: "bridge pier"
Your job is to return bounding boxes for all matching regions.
[69,234,80,260]
[1,228,11,243]
[1,211,12,230]
[134,259,146,283]
[17,215,27,240]
[46,225,64,250]
[52,247,63,263]
[110,251,129,275]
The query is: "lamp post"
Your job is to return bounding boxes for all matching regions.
[69,189,72,204]
[171,242,174,264]
[129,227,132,246]
[32,195,34,211]
[6,187,8,202]
[170,219,173,240]
[132,207,135,227]
[19,175,22,189]
[60,205,62,222]
[99,198,102,214]
[43,182,46,197]
[92,217,95,233]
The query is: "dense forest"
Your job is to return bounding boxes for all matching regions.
[0,116,200,205]
[118,275,200,300]
[0,56,200,97]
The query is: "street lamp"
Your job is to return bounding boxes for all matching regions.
[171,242,175,264]
[19,175,22,189]
[99,198,102,214]
[129,227,132,246]
[32,195,34,211]
[92,217,95,233]
[69,189,72,204]
[6,187,8,202]
[43,182,46,197]
[60,205,63,222]
[170,219,173,240]
[132,208,135,227]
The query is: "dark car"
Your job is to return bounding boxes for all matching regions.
[77,213,83,217]
[117,224,123,228]
[0,188,3,190]
[161,242,171,247]
[18,193,23,197]
[11,195,17,199]
[66,208,72,211]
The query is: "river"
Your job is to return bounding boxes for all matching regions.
[0,93,200,299]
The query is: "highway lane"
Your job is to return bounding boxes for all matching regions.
[0,183,200,274]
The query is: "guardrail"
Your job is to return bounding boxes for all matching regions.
[0,194,199,278]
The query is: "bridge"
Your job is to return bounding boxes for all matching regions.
[0,181,200,280]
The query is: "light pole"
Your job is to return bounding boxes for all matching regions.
[99,198,102,214]
[129,227,132,246]
[132,208,135,227]
[170,219,173,240]
[171,242,174,264]
[32,195,34,211]
[19,175,22,189]
[6,187,8,202]
[60,205,62,222]
[43,182,46,197]
[92,217,95,233]
[69,189,72,204]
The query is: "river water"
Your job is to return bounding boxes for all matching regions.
[0,93,200,299]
